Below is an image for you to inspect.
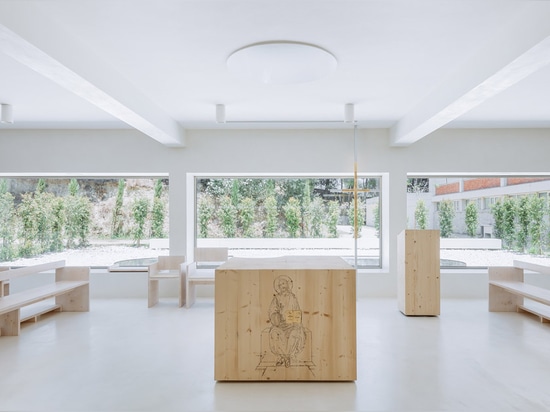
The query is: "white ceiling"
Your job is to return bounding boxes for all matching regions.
[1,0,550,147]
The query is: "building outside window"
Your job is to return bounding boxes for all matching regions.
[407,175,550,268]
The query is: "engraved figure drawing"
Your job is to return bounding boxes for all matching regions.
[257,275,314,375]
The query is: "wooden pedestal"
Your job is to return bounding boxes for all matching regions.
[215,256,356,381]
[397,230,440,316]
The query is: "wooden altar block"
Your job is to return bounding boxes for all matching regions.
[215,256,356,381]
[397,230,440,316]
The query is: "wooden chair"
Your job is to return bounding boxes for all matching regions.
[147,256,186,308]
[184,247,228,308]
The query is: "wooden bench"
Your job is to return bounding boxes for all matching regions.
[183,248,228,308]
[0,260,90,336]
[489,260,550,324]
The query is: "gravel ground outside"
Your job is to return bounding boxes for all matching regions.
[4,242,550,268]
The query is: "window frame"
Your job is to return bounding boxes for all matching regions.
[188,172,386,270]
[0,173,169,268]
[407,173,550,269]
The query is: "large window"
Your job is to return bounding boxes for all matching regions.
[407,175,550,268]
[194,175,381,268]
[0,176,169,267]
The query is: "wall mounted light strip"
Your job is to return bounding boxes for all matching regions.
[215,104,357,125]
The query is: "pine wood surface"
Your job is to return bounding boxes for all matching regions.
[0,260,66,282]
[147,256,186,308]
[0,281,89,315]
[488,264,550,324]
[397,230,440,316]
[215,256,356,381]
[513,260,550,275]
[518,302,550,323]
[0,264,90,336]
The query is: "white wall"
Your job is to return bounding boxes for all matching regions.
[2,127,550,299]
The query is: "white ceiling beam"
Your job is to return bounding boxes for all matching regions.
[0,3,185,147]
[390,3,550,147]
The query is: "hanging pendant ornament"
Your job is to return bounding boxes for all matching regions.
[342,123,369,268]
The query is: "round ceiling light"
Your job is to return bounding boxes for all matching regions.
[226,41,337,85]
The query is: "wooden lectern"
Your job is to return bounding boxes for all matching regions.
[397,229,440,316]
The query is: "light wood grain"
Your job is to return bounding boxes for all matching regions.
[488,263,550,324]
[0,263,89,337]
[195,247,228,263]
[488,266,524,311]
[215,256,356,381]
[0,267,8,297]
[0,260,65,282]
[397,230,440,316]
[147,256,185,308]
[185,248,228,308]
[518,302,550,323]
[20,302,62,323]
[512,260,550,275]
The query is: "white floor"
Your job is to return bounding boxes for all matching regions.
[1,298,550,412]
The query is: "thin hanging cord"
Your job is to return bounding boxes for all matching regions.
[353,123,358,269]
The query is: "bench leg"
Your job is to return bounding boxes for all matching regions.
[56,284,90,312]
[148,279,160,308]
[1,280,9,297]
[186,283,197,308]
[178,274,186,308]
[488,266,524,312]
[0,310,21,336]
[489,284,524,311]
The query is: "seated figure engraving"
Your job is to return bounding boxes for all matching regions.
[268,275,306,367]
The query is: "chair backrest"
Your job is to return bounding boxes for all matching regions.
[194,247,228,263]
[157,255,185,271]
[0,266,9,297]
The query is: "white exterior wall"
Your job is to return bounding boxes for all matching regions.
[1,127,550,299]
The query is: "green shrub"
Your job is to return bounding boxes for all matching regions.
[301,183,312,237]
[151,179,165,238]
[18,193,40,257]
[50,197,65,252]
[35,192,56,253]
[373,203,380,238]
[438,199,454,238]
[465,201,478,238]
[516,196,529,251]
[0,189,17,261]
[414,200,428,230]
[239,197,256,237]
[65,179,92,248]
[528,194,545,255]
[501,197,517,249]
[264,196,278,238]
[111,179,125,238]
[491,200,505,240]
[283,197,302,238]
[347,198,365,237]
[36,178,47,194]
[309,197,325,238]
[198,194,215,238]
[220,196,237,238]
[132,198,149,247]
[231,180,240,207]
[327,200,339,238]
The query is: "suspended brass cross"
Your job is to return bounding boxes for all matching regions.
[342,161,370,239]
